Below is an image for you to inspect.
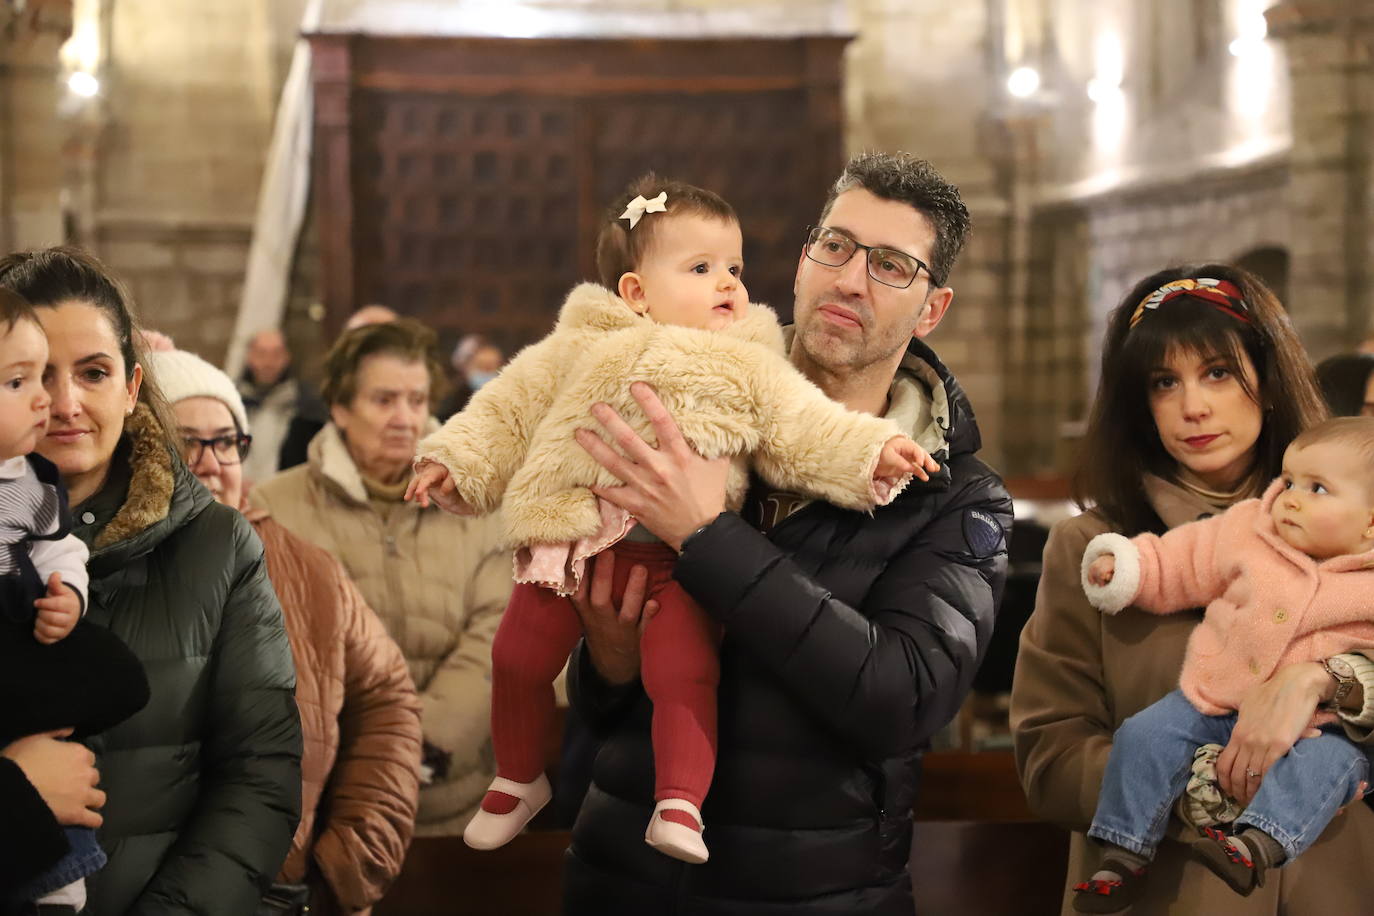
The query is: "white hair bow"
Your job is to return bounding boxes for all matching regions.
[618,191,668,229]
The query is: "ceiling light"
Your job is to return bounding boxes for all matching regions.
[67,71,99,97]
[1007,66,1041,99]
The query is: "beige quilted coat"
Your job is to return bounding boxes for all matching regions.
[251,425,512,836]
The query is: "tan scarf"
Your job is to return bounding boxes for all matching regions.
[360,472,410,503]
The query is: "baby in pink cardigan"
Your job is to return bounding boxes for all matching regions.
[1069,417,1374,913]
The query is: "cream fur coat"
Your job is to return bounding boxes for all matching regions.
[415,283,908,552]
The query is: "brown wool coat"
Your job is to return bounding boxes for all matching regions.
[414,283,908,553]
[1011,476,1374,915]
[251,425,512,836]
[256,518,422,915]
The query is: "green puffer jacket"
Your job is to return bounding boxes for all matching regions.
[76,405,302,915]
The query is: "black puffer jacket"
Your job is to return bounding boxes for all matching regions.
[564,339,1012,915]
[75,406,301,915]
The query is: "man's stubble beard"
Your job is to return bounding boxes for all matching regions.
[795,301,921,378]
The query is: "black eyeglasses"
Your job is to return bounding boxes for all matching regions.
[180,433,252,466]
[804,226,930,289]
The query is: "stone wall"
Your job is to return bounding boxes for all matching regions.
[61,0,307,363]
[992,0,1311,476]
[1001,159,1291,475]
[1269,1,1374,360]
[846,0,1008,468]
[0,3,70,253]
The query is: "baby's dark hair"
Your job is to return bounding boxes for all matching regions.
[1289,416,1374,486]
[0,287,38,333]
[594,173,737,289]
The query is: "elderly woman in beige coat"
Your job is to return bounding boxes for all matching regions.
[1011,264,1374,915]
[252,320,511,836]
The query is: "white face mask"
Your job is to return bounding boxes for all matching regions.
[466,370,498,391]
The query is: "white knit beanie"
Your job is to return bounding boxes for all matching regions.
[144,349,250,434]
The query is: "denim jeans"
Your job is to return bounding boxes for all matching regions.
[15,827,104,900]
[1088,688,1369,862]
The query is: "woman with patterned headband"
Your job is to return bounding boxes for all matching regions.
[1012,263,1374,914]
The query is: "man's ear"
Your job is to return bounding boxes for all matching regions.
[618,273,648,314]
[913,286,954,339]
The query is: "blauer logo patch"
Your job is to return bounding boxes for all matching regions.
[962,508,1005,558]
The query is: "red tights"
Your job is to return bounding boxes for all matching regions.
[489,539,721,807]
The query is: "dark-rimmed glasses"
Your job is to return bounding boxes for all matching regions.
[180,433,252,466]
[804,226,930,289]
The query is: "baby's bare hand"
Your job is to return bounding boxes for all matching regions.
[1089,555,1116,587]
[405,461,451,507]
[876,436,940,482]
[428,476,475,516]
[33,574,80,644]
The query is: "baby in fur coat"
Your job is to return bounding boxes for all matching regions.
[1069,417,1374,913]
[407,176,935,865]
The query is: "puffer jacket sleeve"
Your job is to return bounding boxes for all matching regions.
[129,514,302,915]
[415,525,509,766]
[414,333,566,514]
[0,757,68,896]
[313,569,422,912]
[748,348,910,510]
[1009,516,1115,833]
[674,457,1010,761]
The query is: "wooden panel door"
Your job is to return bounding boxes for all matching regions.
[308,35,849,354]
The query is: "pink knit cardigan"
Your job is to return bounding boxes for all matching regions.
[1082,479,1374,717]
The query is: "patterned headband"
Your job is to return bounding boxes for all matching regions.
[1128,278,1251,330]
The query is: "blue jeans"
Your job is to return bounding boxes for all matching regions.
[1088,688,1369,862]
[15,826,105,901]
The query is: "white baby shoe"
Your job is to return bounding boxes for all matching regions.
[463,773,553,850]
[644,798,709,865]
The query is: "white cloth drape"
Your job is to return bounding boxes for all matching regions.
[225,0,324,378]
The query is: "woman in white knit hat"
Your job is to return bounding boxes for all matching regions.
[146,345,424,916]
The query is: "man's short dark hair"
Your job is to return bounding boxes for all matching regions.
[818,152,971,288]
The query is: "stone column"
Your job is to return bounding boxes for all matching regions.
[0,1,72,252]
[1268,0,1374,358]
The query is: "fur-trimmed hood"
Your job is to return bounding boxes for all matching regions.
[87,402,214,572]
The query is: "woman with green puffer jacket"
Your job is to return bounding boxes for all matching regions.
[0,247,301,916]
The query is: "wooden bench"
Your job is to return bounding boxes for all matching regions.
[376,752,1071,915]
[377,821,1068,915]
